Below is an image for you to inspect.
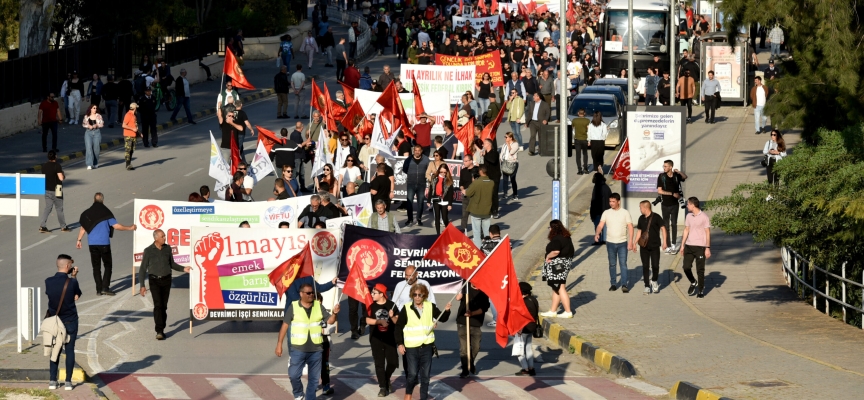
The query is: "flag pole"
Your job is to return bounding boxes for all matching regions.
[465,277,472,374]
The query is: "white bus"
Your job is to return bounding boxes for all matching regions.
[601,0,672,76]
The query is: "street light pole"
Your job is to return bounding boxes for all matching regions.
[627,0,634,105]
[558,0,569,227]
[670,0,677,100]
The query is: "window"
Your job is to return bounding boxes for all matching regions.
[605,11,668,52]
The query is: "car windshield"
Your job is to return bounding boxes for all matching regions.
[605,10,667,53]
[585,86,625,104]
[569,99,618,118]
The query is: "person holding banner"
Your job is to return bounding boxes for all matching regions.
[396,283,451,400]
[366,283,399,396]
[275,283,339,400]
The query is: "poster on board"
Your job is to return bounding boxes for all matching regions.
[366,155,465,203]
[702,43,746,101]
[400,64,476,104]
[625,110,684,193]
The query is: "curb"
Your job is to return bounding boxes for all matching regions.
[0,360,88,383]
[16,88,275,173]
[670,381,733,400]
[538,316,637,377]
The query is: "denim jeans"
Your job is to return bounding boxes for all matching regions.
[470,215,491,247]
[49,319,77,382]
[170,96,194,122]
[476,98,490,118]
[606,241,629,286]
[770,43,780,57]
[754,105,767,132]
[288,349,322,400]
[281,54,292,70]
[42,122,58,151]
[406,183,426,222]
[294,157,307,189]
[405,344,434,400]
[509,121,523,147]
[517,333,534,369]
[104,100,118,126]
[62,95,71,121]
[84,129,101,168]
[646,94,657,106]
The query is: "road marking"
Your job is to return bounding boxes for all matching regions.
[428,380,470,400]
[114,199,134,209]
[184,167,203,177]
[23,235,56,251]
[152,182,174,192]
[136,376,191,399]
[479,379,539,400]
[338,377,384,398]
[544,380,606,399]
[206,378,261,400]
[0,327,14,345]
[614,378,668,397]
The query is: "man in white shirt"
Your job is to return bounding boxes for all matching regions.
[215,82,239,124]
[236,162,255,201]
[291,65,307,119]
[750,76,770,134]
[392,264,436,310]
[594,193,634,292]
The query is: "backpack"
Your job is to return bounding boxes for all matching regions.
[133,75,147,96]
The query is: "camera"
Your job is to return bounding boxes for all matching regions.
[652,195,662,206]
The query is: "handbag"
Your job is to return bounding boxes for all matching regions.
[546,257,571,275]
[760,154,769,167]
[637,214,653,247]
[501,144,517,175]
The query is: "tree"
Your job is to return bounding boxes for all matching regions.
[18,0,57,56]
[0,0,18,57]
[195,0,213,28]
[719,0,864,143]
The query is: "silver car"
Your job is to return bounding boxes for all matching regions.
[567,93,625,147]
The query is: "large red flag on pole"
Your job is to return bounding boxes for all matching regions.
[256,126,285,154]
[411,76,425,118]
[341,100,366,141]
[376,81,411,138]
[223,48,255,90]
[479,102,507,141]
[611,138,631,183]
[455,117,475,155]
[423,224,485,280]
[230,132,241,174]
[268,243,315,300]
[342,259,374,315]
[469,237,534,347]
[339,82,355,105]
[310,79,328,117]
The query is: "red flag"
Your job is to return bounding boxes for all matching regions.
[484,21,491,36]
[491,0,499,13]
[376,81,411,137]
[479,102,507,141]
[423,224,485,280]
[528,0,537,13]
[459,0,464,14]
[256,126,285,154]
[517,3,533,28]
[359,116,374,137]
[343,258,374,315]
[451,103,459,127]
[341,100,366,141]
[321,82,342,132]
[411,76,426,118]
[470,237,534,347]
[478,0,487,14]
[455,116,475,155]
[230,131,241,174]
[535,4,548,14]
[497,17,506,37]
[566,0,577,25]
[339,82,355,105]
[310,79,328,116]
[611,138,631,183]
[223,48,255,90]
[268,243,315,300]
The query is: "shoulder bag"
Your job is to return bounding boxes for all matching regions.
[531,297,544,338]
[761,141,771,167]
[500,143,518,175]
[637,214,653,248]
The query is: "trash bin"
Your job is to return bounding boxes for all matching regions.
[539,122,573,157]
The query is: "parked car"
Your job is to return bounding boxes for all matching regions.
[593,77,641,104]
[580,85,626,109]
[567,93,625,147]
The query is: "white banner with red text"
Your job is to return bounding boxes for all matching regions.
[400,64,476,104]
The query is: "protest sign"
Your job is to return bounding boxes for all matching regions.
[435,50,506,87]
[452,15,501,35]
[400,64,476,103]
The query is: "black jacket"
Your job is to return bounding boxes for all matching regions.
[459,166,478,189]
[590,174,612,218]
[137,95,157,120]
[274,72,290,93]
[174,76,189,98]
[483,148,501,181]
[427,174,455,203]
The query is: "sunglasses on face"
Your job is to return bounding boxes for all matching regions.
[324,169,331,172]
[771,134,777,137]
[285,170,293,173]
[412,293,424,298]
[302,291,314,295]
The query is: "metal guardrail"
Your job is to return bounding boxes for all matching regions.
[781,247,863,328]
[164,30,221,65]
[327,6,374,61]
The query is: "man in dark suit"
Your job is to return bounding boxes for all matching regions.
[170,69,196,125]
[137,87,158,147]
[525,93,551,156]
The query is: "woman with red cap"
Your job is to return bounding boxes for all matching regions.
[365,283,398,397]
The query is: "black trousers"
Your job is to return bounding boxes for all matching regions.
[640,246,661,286]
[574,139,589,169]
[461,197,470,232]
[590,140,605,170]
[336,60,347,81]
[321,335,331,385]
[42,122,58,151]
[431,199,450,234]
[149,274,172,333]
[766,158,779,185]
[703,96,716,121]
[370,335,398,389]
[661,204,679,245]
[141,117,157,146]
[490,176,501,214]
[89,245,113,292]
[680,98,692,118]
[348,297,367,333]
[682,245,707,292]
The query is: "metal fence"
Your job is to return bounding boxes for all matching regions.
[164,30,224,65]
[327,6,374,61]
[781,247,864,329]
[0,34,132,109]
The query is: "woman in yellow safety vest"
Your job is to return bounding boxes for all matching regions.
[395,283,451,400]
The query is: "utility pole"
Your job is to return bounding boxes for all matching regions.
[627,0,634,105]
[558,0,569,227]
[670,0,677,100]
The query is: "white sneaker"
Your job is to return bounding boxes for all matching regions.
[643,286,651,295]
[486,321,497,327]
[518,146,524,152]
[558,311,573,318]
[651,281,659,293]
[664,247,672,254]
[539,311,558,318]
[87,166,92,170]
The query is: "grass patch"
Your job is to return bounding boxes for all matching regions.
[0,387,62,400]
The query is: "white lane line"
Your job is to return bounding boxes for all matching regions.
[338,377,384,399]
[152,182,174,192]
[479,379,540,400]
[184,167,203,177]
[114,199,134,209]
[206,378,262,400]
[614,378,668,397]
[23,235,56,251]
[136,376,191,399]
[428,380,470,400]
[545,380,606,400]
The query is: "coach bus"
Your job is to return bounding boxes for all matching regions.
[601,0,672,77]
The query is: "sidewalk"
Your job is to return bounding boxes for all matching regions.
[0,343,101,399]
[532,104,864,399]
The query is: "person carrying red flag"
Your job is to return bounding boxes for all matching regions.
[512,282,540,376]
[223,47,255,90]
[424,223,485,280]
[365,283,399,397]
[267,244,338,305]
[454,282,489,378]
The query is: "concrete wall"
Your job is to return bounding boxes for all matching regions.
[242,21,313,61]
[0,54,223,138]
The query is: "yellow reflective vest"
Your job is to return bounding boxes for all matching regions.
[290,300,324,345]
[403,301,435,348]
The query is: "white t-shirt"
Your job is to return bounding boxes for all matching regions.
[600,207,633,244]
[756,86,766,106]
[393,279,437,310]
[339,166,362,186]
[242,176,254,201]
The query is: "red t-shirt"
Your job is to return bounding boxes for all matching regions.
[39,100,60,123]
[413,122,432,147]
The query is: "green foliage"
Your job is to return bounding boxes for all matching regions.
[0,0,18,56]
[719,0,864,142]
